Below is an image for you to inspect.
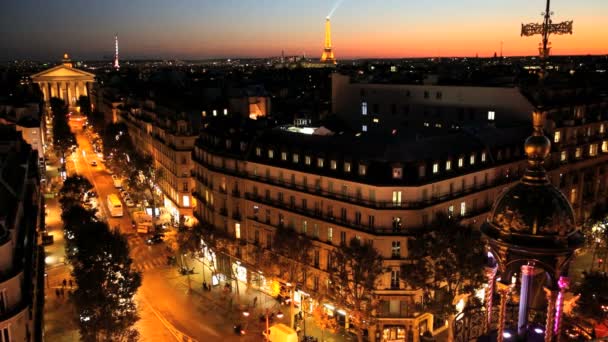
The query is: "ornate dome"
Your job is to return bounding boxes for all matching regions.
[482,111,583,250]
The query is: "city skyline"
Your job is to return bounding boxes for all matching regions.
[1,0,607,60]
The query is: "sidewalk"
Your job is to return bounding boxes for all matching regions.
[177,258,352,341]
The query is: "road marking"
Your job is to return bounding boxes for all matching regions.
[139,294,201,342]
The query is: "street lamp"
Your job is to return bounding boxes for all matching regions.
[243,308,284,340]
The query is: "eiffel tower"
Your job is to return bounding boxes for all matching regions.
[320,17,337,64]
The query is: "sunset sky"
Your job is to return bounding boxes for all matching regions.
[1,0,606,60]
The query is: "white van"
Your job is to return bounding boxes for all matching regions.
[111,175,122,188]
[263,324,298,342]
[132,211,153,234]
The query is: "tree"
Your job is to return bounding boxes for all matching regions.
[78,95,91,115]
[401,213,486,342]
[65,207,142,341]
[329,237,384,342]
[125,153,163,214]
[260,227,313,329]
[312,304,339,342]
[59,175,93,210]
[101,122,133,179]
[50,97,76,162]
[574,271,608,325]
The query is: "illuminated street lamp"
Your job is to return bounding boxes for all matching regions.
[243,307,284,340]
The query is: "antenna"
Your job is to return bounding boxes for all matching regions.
[113,34,120,70]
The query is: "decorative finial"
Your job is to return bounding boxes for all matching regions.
[63,53,69,59]
[522,110,551,185]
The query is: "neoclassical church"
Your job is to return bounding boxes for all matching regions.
[31,54,95,106]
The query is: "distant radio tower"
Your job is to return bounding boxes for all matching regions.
[113,34,120,70]
[320,17,337,64]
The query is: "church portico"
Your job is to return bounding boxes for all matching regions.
[31,54,95,107]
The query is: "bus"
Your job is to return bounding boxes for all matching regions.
[107,194,123,217]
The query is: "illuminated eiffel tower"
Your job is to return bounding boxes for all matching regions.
[320,17,337,64]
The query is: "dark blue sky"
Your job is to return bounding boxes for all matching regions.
[1,0,605,60]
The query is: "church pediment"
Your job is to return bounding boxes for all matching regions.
[31,65,95,79]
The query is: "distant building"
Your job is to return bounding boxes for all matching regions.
[120,100,200,222]
[31,54,95,106]
[0,125,43,342]
[228,86,271,120]
[331,73,533,133]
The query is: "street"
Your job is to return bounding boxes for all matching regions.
[44,118,324,341]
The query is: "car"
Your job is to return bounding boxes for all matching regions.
[146,234,164,245]
[125,198,135,207]
[90,161,97,167]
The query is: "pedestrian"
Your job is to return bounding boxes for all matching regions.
[203,281,207,291]
[62,279,67,288]
[55,289,60,298]
[69,279,73,288]
[253,296,258,307]
[60,288,65,297]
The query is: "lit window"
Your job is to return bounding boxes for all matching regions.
[446,160,451,171]
[460,202,466,216]
[488,111,495,121]
[344,162,351,172]
[183,195,190,207]
[432,163,439,174]
[235,223,241,239]
[268,149,274,159]
[361,102,368,115]
[570,188,577,204]
[561,151,567,161]
[293,154,299,163]
[305,156,311,165]
[281,152,287,161]
[448,205,454,219]
[391,241,401,257]
[392,167,402,179]
[317,158,324,168]
[470,154,475,165]
[213,109,217,116]
[458,157,464,167]
[362,125,368,132]
[424,122,430,127]
[601,124,605,134]
[223,108,228,116]
[590,144,598,157]
[575,147,582,159]
[359,164,367,176]
[373,118,380,123]
[602,141,608,152]
[392,191,402,205]
[327,227,333,242]
[481,152,486,163]
[255,147,261,156]
[330,160,337,170]
[554,131,561,143]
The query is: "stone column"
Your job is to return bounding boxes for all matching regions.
[39,82,48,102]
[67,81,73,105]
[484,266,498,333]
[496,282,512,342]
[83,82,89,96]
[50,82,57,98]
[75,81,81,100]
[544,287,557,342]
[554,276,569,342]
[518,264,534,336]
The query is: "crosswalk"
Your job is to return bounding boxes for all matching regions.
[127,236,173,273]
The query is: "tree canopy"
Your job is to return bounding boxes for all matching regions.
[330,237,384,342]
[401,213,486,340]
[574,271,608,323]
[50,97,76,159]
